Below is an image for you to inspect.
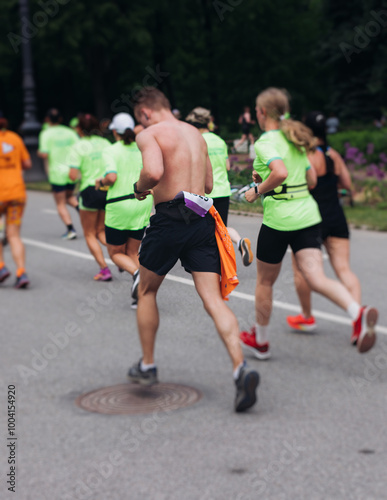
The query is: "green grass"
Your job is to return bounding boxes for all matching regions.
[343,204,387,231]
[230,200,387,231]
[26,181,51,192]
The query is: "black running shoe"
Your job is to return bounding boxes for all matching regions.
[235,363,260,412]
[127,359,158,386]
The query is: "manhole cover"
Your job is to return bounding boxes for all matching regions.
[75,383,202,415]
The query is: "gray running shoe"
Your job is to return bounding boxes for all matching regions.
[128,359,158,386]
[131,269,140,301]
[62,230,77,240]
[0,266,11,283]
[239,238,253,266]
[235,363,259,412]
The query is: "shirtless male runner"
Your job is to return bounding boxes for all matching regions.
[127,87,259,412]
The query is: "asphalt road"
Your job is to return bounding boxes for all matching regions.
[1,191,387,500]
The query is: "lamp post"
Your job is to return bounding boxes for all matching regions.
[19,0,45,182]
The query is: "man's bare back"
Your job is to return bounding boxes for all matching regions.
[135,116,213,205]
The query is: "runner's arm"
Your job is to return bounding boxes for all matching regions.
[96,173,117,189]
[306,163,317,189]
[329,148,352,191]
[37,152,48,159]
[245,159,288,203]
[22,159,32,170]
[205,154,213,194]
[135,132,164,192]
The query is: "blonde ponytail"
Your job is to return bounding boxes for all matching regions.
[280,118,317,153]
[256,87,317,153]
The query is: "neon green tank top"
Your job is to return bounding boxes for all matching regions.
[38,125,79,185]
[203,132,231,198]
[69,136,111,191]
[104,141,152,231]
[253,130,321,231]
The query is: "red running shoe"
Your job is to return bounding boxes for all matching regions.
[286,314,316,332]
[352,306,378,353]
[240,327,271,360]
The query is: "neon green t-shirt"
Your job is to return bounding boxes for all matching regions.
[104,141,152,231]
[69,136,111,192]
[253,130,321,231]
[203,132,231,198]
[38,125,79,185]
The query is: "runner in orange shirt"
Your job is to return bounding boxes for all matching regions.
[0,116,31,288]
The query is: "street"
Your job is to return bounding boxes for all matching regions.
[1,190,386,500]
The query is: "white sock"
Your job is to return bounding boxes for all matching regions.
[233,361,245,380]
[255,323,268,344]
[141,360,156,371]
[347,302,361,322]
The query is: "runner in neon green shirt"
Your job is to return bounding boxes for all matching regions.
[38,108,79,239]
[240,87,377,359]
[68,114,112,281]
[185,107,253,266]
[95,113,153,309]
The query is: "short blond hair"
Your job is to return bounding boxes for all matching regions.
[133,87,171,111]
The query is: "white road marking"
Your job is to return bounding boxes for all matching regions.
[23,237,387,335]
[42,209,58,215]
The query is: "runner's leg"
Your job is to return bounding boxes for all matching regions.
[7,223,25,271]
[295,248,354,310]
[192,271,243,370]
[96,210,107,246]
[108,238,140,275]
[53,191,73,226]
[291,252,313,318]
[136,265,165,364]
[324,237,361,303]
[79,210,108,269]
[255,259,282,326]
[65,189,79,210]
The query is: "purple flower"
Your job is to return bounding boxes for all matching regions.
[345,147,359,161]
[379,152,387,163]
[366,164,385,180]
[366,143,374,155]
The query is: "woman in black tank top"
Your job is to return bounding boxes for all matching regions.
[287,112,363,344]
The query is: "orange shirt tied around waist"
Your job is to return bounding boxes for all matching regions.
[0,130,30,202]
[209,205,239,300]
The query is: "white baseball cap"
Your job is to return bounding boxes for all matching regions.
[109,113,135,134]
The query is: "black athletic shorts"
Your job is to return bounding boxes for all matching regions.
[257,223,322,264]
[139,204,221,276]
[51,183,75,193]
[105,225,146,246]
[321,219,349,241]
[213,196,230,226]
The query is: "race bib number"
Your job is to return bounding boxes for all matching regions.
[174,191,213,217]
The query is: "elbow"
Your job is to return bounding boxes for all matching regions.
[279,170,288,184]
[68,170,78,182]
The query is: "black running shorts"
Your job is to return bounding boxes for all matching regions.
[139,210,221,276]
[105,225,146,246]
[257,223,322,264]
[321,219,349,241]
[213,196,230,226]
[51,183,75,193]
